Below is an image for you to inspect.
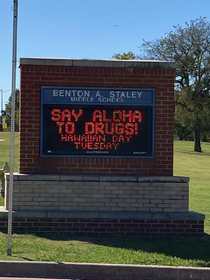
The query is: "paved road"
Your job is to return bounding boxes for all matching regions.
[0,278,117,280]
[1,278,87,280]
[0,278,73,280]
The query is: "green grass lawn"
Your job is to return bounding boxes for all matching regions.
[173,140,210,234]
[0,132,210,266]
[0,132,19,206]
[0,131,19,172]
[0,132,19,205]
[0,232,210,266]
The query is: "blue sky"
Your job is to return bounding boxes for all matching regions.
[0,0,210,109]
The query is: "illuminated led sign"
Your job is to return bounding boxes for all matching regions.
[40,87,155,157]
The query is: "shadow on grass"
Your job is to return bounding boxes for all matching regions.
[32,232,210,265]
[176,151,210,157]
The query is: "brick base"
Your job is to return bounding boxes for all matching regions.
[0,211,205,237]
[2,174,205,237]
[5,174,190,213]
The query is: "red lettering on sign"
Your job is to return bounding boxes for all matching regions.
[51,108,143,151]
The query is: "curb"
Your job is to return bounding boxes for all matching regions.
[0,261,210,280]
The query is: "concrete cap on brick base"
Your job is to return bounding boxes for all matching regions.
[19,57,176,69]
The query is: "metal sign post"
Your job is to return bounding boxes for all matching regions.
[7,0,18,256]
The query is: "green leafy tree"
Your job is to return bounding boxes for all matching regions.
[200,105,210,141]
[174,90,194,140]
[5,89,19,131]
[112,51,136,60]
[140,17,210,152]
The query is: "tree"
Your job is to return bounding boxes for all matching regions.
[140,17,210,152]
[112,51,136,60]
[5,89,19,131]
[174,90,194,140]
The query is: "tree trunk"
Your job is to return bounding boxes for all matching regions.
[194,120,202,152]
